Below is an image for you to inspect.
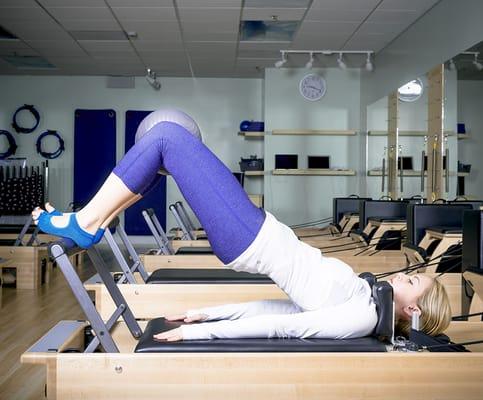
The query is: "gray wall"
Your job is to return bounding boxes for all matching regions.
[458,80,483,199]
[0,75,263,234]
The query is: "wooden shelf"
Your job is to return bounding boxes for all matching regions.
[238,131,265,138]
[457,133,469,140]
[368,130,455,137]
[271,129,357,136]
[244,170,264,176]
[367,170,469,177]
[272,168,356,176]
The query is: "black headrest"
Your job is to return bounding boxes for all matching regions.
[463,210,483,274]
[359,200,409,229]
[372,281,394,342]
[359,273,393,343]
[407,204,472,246]
[332,197,371,224]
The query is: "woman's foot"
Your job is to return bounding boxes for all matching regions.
[32,203,103,248]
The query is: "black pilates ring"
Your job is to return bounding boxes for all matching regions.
[0,129,18,159]
[36,130,65,159]
[12,104,41,134]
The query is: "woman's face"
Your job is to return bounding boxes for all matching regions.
[389,273,433,319]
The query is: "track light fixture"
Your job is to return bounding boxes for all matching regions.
[305,52,314,69]
[460,51,483,71]
[337,52,346,70]
[448,58,456,71]
[146,68,161,90]
[274,50,374,71]
[365,52,373,72]
[472,52,483,71]
[274,51,287,68]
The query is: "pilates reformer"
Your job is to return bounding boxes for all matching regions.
[141,208,212,255]
[403,203,480,273]
[22,237,483,399]
[169,201,208,240]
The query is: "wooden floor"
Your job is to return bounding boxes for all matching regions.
[0,248,120,400]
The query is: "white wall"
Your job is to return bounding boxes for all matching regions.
[458,80,483,199]
[264,67,363,225]
[0,75,263,234]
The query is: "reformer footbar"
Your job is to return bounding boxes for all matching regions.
[170,201,208,240]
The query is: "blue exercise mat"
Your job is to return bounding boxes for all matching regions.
[124,111,167,235]
[74,109,116,210]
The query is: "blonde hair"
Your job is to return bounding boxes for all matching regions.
[396,278,452,337]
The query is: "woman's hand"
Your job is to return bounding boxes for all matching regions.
[165,313,208,323]
[153,327,183,342]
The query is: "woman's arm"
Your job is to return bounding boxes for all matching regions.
[186,299,301,321]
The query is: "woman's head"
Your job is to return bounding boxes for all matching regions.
[390,273,452,337]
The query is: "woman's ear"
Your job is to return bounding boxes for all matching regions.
[402,304,422,319]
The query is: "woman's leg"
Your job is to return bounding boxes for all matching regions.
[36,121,264,262]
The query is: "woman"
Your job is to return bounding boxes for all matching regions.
[33,109,452,342]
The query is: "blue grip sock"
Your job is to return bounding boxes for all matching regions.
[37,212,96,249]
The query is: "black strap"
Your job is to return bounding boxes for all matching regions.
[12,104,40,134]
[36,130,65,159]
[0,130,18,159]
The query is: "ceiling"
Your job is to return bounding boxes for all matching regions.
[456,40,483,81]
[0,0,441,78]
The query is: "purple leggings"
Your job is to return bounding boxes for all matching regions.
[113,122,265,264]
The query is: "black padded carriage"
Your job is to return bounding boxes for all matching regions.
[146,268,272,284]
[135,280,394,353]
[175,246,213,255]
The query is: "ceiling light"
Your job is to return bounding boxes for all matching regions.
[337,52,346,70]
[365,52,373,72]
[448,58,456,71]
[473,53,483,71]
[274,51,287,68]
[305,52,314,69]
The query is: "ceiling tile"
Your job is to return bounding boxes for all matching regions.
[107,0,174,6]
[356,22,408,35]
[181,20,239,33]
[185,41,237,53]
[310,0,380,9]
[1,22,72,40]
[46,6,113,20]
[242,8,306,21]
[111,7,177,21]
[39,1,107,7]
[0,39,35,55]
[290,33,349,50]
[298,20,360,35]
[183,30,238,42]
[305,8,371,22]
[0,0,39,7]
[25,39,86,56]
[61,20,121,31]
[177,8,240,23]
[343,35,390,52]
[131,40,183,51]
[0,7,52,22]
[366,9,418,24]
[78,40,133,52]
[177,0,242,7]
[238,41,287,51]
[378,0,439,12]
[244,0,310,7]
[119,20,181,38]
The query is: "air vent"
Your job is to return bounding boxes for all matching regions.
[70,31,127,41]
[2,55,56,70]
[241,21,298,41]
[0,25,18,40]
